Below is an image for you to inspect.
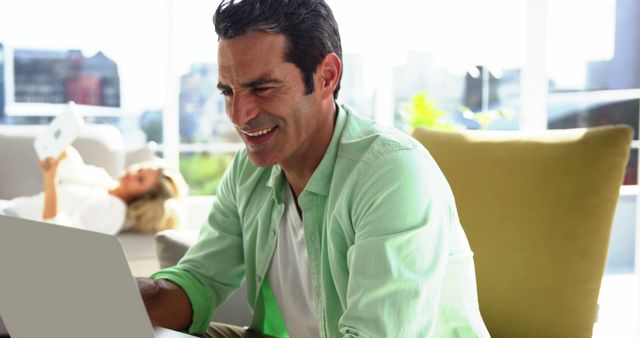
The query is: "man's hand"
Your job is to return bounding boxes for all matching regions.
[136,277,193,331]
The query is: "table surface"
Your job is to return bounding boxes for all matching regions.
[154,327,197,338]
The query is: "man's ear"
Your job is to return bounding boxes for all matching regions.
[315,53,341,99]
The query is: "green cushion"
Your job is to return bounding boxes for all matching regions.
[412,126,632,338]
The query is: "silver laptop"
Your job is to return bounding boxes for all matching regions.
[0,215,195,338]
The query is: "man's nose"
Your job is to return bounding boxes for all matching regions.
[228,91,259,127]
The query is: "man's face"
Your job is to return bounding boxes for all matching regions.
[217,31,325,168]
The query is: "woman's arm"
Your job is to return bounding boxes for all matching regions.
[39,151,67,220]
[41,173,57,220]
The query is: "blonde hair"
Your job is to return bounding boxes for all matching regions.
[125,162,188,233]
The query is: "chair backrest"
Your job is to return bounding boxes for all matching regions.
[412,126,632,338]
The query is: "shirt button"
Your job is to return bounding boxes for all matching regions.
[309,234,316,241]
[256,275,262,284]
[270,229,277,238]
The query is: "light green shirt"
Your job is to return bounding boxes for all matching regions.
[152,105,490,338]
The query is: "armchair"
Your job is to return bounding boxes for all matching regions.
[411,125,632,338]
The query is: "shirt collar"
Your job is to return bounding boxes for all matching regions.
[303,103,348,196]
[267,165,284,203]
[266,103,348,199]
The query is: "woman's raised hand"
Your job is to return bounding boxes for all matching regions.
[39,149,68,179]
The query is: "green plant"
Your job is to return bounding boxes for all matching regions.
[402,91,460,131]
[180,152,235,196]
[402,91,511,131]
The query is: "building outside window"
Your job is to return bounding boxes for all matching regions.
[12,49,120,107]
[547,0,639,186]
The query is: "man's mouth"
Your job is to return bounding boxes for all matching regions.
[240,126,278,145]
[242,126,276,137]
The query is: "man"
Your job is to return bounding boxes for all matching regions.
[138,0,490,337]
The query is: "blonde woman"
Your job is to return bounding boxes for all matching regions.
[0,147,187,234]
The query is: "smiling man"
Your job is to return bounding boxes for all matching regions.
[137,0,490,337]
[216,30,337,197]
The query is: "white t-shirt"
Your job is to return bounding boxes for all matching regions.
[267,182,321,338]
[0,147,126,235]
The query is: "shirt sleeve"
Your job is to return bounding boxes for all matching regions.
[57,146,117,189]
[338,146,457,337]
[151,152,247,335]
[56,146,86,181]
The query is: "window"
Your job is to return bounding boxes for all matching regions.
[0,0,167,144]
[170,1,240,196]
[546,0,639,185]
[2,0,637,192]
[329,0,525,131]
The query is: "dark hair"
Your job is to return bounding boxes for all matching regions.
[214,0,343,99]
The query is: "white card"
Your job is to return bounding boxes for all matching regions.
[33,101,85,160]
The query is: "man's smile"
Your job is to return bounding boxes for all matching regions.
[241,126,277,137]
[240,126,279,145]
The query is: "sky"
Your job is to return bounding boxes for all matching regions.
[0,0,616,113]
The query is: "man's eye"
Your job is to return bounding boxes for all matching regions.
[253,87,270,94]
[219,89,232,96]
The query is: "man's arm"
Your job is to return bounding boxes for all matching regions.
[339,148,456,337]
[139,151,246,335]
[136,277,193,331]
